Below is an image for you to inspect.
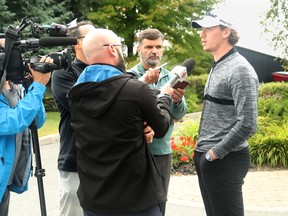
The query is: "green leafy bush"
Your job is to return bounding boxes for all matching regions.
[43,98,58,112]
[249,116,288,167]
[248,82,288,168]
[184,74,208,113]
[43,82,58,112]
[173,118,200,139]
[258,82,288,117]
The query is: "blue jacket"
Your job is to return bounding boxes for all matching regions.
[127,63,187,155]
[0,81,47,202]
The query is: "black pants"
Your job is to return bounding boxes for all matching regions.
[153,154,172,216]
[194,147,250,216]
[83,205,162,216]
[0,187,10,216]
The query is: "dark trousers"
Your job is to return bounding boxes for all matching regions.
[0,187,10,216]
[83,205,162,216]
[194,147,250,216]
[153,154,172,216]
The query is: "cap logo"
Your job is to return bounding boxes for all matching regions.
[207,12,232,27]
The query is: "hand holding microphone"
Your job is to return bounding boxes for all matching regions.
[160,82,174,98]
[141,58,195,86]
[142,58,195,101]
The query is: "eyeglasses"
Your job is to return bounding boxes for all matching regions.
[103,44,127,56]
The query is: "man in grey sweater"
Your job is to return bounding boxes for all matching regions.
[192,10,259,216]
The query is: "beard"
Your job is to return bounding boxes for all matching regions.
[116,48,126,72]
[140,52,160,68]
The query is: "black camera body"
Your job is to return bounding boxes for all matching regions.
[0,17,76,85]
[29,48,73,73]
[0,49,73,84]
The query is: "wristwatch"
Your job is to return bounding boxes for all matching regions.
[205,151,213,161]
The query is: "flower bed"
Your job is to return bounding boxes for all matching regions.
[171,135,197,175]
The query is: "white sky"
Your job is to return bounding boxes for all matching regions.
[215,0,277,56]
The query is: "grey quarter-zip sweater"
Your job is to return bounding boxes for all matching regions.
[196,48,259,159]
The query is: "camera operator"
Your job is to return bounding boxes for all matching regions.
[51,20,95,216]
[0,55,52,216]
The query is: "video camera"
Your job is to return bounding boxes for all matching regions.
[0,17,77,85]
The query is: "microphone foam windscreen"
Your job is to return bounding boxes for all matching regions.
[181,58,195,75]
[39,37,77,47]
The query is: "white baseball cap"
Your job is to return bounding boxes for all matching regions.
[192,11,234,29]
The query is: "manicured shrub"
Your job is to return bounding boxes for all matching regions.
[43,98,58,112]
[249,82,288,167]
[249,116,288,167]
[184,74,208,113]
[258,81,288,117]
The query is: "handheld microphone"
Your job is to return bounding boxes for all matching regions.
[168,58,195,87]
[14,37,77,48]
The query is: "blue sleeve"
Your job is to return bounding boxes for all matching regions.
[36,102,46,129]
[0,81,47,135]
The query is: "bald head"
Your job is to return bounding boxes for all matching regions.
[82,28,122,65]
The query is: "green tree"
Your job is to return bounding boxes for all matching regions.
[0,0,14,32]
[79,0,220,75]
[262,0,288,70]
[62,0,88,21]
[1,0,74,55]
[0,0,75,83]
[4,0,73,32]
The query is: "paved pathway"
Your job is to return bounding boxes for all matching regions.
[9,136,288,216]
[166,170,288,216]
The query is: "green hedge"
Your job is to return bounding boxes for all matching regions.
[248,82,288,167]
[44,97,58,112]
[43,81,58,112]
[184,74,208,113]
[257,82,288,117]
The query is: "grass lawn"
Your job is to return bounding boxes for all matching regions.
[38,112,60,137]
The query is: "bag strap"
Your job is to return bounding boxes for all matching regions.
[0,26,19,94]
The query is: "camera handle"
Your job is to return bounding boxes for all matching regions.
[29,118,47,216]
[30,62,59,73]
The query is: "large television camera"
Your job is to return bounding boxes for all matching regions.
[0,17,77,86]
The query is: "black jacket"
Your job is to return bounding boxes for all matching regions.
[68,68,172,214]
[51,59,87,172]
